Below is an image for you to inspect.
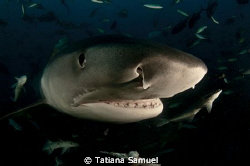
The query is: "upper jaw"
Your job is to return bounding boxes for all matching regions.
[70,82,198,107]
[71,97,162,109]
[90,98,162,109]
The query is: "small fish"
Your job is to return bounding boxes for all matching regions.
[90,7,101,17]
[21,5,25,16]
[9,119,22,131]
[42,140,79,155]
[51,36,69,58]
[223,90,233,95]
[96,28,105,33]
[173,0,182,4]
[239,37,245,43]
[72,134,79,138]
[28,3,38,8]
[143,4,163,9]
[170,0,182,6]
[125,34,132,37]
[103,128,109,136]
[227,58,237,62]
[147,31,162,38]
[177,9,189,17]
[102,18,110,22]
[239,49,247,55]
[187,38,201,48]
[211,16,219,24]
[223,78,229,84]
[218,66,228,70]
[11,75,27,102]
[196,26,207,34]
[91,0,103,3]
[164,25,172,30]
[233,76,243,80]
[239,68,244,72]
[28,3,45,10]
[242,69,250,75]
[195,33,206,40]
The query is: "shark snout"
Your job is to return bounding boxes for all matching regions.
[125,52,208,98]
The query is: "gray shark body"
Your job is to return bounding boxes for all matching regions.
[157,89,222,127]
[3,35,208,123]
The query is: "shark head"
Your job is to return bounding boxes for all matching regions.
[41,35,207,123]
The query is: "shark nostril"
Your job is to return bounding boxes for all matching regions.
[137,67,143,75]
[78,53,86,69]
[136,66,150,90]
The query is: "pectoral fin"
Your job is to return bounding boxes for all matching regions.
[61,147,69,155]
[205,102,213,113]
[183,114,196,122]
[11,83,17,88]
[22,87,26,94]
[157,114,196,127]
[0,99,47,120]
[156,118,170,127]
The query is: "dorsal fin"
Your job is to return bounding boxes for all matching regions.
[51,36,69,59]
[0,99,47,120]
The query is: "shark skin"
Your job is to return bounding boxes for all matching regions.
[40,35,207,123]
[1,35,207,123]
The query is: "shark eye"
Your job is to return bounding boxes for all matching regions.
[78,53,86,68]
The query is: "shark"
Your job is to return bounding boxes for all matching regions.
[1,35,207,123]
[42,140,79,155]
[156,89,222,127]
[11,75,27,102]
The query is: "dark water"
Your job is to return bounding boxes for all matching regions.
[0,0,250,166]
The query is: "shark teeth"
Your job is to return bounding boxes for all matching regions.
[101,98,162,109]
[72,90,162,109]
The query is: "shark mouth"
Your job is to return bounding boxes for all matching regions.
[99,98,162,109]
[72,97,162,109]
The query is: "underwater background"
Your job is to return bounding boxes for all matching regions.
[0,0,250,165]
